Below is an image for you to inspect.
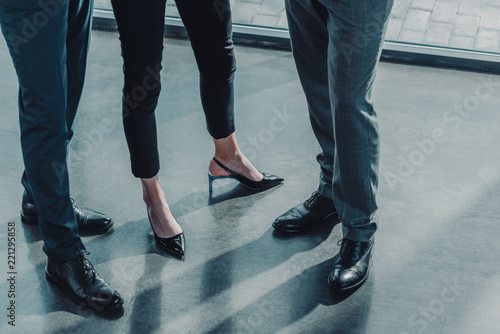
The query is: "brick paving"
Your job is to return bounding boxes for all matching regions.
[389,0,500,52]
[95,0,500,53]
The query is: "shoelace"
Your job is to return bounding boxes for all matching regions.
[337,239,365,260]
[81,252,97,283]
[303,191,320,209]
[336,239,353,259]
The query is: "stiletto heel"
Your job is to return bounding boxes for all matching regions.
[209,172,230,192]
[209,157,284,191]
[208,173,215,192]
[147,212,185,257]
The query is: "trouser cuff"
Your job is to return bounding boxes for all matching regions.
[342,225,377,242]
[317,177,333,200]
[43,237,87,263]
[207,117,235,140]
[131,155,160,179]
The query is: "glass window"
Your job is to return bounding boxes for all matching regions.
[388,0,500,53]
[94,0,500,56]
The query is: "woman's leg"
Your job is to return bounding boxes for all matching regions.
[142,175,183,237]
[175,0,263,181]
[210,134,263,181]
[111,0,163,178]
[112,0,182,237]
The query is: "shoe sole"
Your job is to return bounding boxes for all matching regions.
[209,173,283,192]
[272,211,337,233]
[239,180,284,191]
[45,270,123,311]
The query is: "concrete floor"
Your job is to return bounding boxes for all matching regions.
[1,30,500,334]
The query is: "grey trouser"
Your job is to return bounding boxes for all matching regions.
[286,0,393,241]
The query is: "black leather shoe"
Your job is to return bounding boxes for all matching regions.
[154,233,185,257]
[21,198,113,234]
[208,157,284,192]
[272,192,336,232]
[20,201,38,225]
[147,213,185,257]
[328,239,374,291]
[45,253,124,311]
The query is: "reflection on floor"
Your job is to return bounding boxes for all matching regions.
[0,30,500,334]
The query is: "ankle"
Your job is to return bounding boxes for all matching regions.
[141,182,167,208]
[214,151,240,162]
[143,192,167,208]
[209,158,229,176]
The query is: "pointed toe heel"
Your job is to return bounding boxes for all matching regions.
[147,213,185,257]
[154,232,185,257]
[209,157,283,191]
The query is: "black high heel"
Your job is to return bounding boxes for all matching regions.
[147,212,185,257]
[208,157,284,192]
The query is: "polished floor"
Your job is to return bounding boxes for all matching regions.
[1,30,500,334]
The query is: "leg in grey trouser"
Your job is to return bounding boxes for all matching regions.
[285,0,393,241]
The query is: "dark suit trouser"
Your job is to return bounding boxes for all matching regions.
[111,0,236,178]
[0,0,92,262]
[286,0,393,242]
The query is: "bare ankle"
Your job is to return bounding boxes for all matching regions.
[214,151,239,162]
[141,178,167,207]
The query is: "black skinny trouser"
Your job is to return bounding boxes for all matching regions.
[111,0,236,178]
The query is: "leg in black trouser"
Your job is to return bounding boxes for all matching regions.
[1,0,123,309]
[111,0,236,179]
[0,0,91,262]
[21,0,93,206]
[111,0,281,255]
[176,0,236,140]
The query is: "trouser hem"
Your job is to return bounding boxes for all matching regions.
[342,226,376,242]
[131,155,160,179]
[44,237,87,263]
[207,117,235,140]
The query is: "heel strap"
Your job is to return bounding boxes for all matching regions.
[212,157,238,176]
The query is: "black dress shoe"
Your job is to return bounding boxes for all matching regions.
[208,157,284,192]
[328,239,374,291]
[272,192,336,232]
[45,253,124,311]
[21,198,113,234]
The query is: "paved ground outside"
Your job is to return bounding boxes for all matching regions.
[95,0,500,53]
